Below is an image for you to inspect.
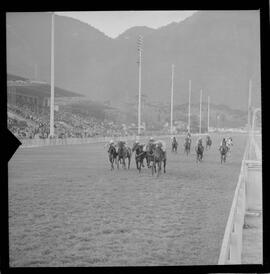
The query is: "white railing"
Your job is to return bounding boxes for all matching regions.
[20,133,210,148]
[218,139,249,264]
[218,108,262,264]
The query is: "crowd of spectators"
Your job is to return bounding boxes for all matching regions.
[7,103,128,140]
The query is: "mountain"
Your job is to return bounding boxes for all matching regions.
[6,11,261,113]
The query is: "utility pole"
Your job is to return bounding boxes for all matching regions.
[49,12,55,137]
[188,80,191,133]
[248,79,252,133]
[207,96,210,133]
[137,35,143,136]
[170,64,174,135]
[199,89,202,134]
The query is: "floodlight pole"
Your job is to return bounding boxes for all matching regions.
[199,89,202,134]
[170,64,174,135]
[49,12,55,137]
[207,96,210,133]
[137,35,143,136]
[188,80,191,133]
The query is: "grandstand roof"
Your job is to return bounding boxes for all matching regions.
[7,74,83,98]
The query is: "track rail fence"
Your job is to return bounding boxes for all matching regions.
[218,140,249,264]
[218,109,262,264]
[20,133,212,148]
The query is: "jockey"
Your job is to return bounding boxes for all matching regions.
[196,137,203,146]
[105,139,115,151]
[154,140,166,152]
[185,132,191,143]
[219,138,227,149]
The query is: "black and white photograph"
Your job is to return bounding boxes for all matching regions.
[4,8,264,269]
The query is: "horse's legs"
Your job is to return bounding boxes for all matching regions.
[110,159,112,170]
[117,156,120,169]
[128,156,131,169]
[157,161,161,177]
[163,159,166,173]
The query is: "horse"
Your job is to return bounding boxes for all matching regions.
[116,141,132,169]
[219,143,228,164]
[206,136,212,150]
[226,137,233,155]
[145,142,156,168]
[151,143,167,177]
[184,137,191,155]
[195,142,204,163]
[171,137,178,153]
[108,145,118,170]
[132,142,147,172]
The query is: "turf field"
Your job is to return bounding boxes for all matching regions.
[8,133,247,266]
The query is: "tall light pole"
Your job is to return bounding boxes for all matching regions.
[207,96,210,133]
[188,80,191,133]
[199,89,202,134]
[49,12,55,137]
[137,35,143,136]
[248,79,252,133]
[170,64,174,135]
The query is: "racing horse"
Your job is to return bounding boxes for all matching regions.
[195,142,204,163]
[132,142,147,172]
[151,142,167,177]
[145,142,156,168]
[206,136,212,150]
[117,141,132,169]
[219,143,228,164]
[108,145,118,170]
[226,137,233,155]
[184,137,191,155]
[171,137,178,153]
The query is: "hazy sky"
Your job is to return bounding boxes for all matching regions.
[56,11,197,38]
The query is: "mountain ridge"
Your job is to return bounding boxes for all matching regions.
[6,11,261,112]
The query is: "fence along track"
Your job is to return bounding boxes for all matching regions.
[218,109,262,264]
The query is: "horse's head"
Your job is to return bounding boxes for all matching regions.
[108,145,116,154]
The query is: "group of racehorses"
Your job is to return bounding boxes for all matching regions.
[108,140,166,176]
[107,136,233,176]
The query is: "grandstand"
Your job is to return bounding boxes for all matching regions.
[7,74,129,140]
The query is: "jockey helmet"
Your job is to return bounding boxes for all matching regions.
[135,140,139,144]
[109,140,114,144]
[150,137,154,141]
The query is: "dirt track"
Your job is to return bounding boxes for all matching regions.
[8,133,247,266]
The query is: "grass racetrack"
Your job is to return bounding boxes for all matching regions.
[8,133,247,266]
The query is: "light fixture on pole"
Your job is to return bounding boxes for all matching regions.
[137,35,143,136]
[49,12,55,138]
[170,64,174,135]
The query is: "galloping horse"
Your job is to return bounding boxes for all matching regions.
[152,142,167,177]
[132,142,147,172]
[195,142,204,163]
[146,142,156,168]
[226,137,233,155]
[184,137,191,155]
[219,143,228,164]
[117,141,132,169]
[171,137,178,153]
[206,136,212,150]
[108,145,118,170]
